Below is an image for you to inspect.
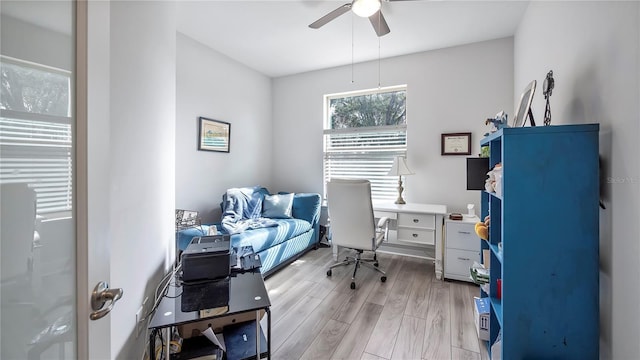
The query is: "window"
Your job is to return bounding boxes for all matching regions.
[0,56,73,215]
[323,85,407,201]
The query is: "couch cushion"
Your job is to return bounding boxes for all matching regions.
[262,193,294,219]
[279,192,321,227]
[220,186,269,219]
[230,218,312,253]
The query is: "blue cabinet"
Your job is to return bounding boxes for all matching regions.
[479,124,599,359]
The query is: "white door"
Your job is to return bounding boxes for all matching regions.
[1,1,113,359]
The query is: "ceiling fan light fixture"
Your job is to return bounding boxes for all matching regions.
[352,0,381,18]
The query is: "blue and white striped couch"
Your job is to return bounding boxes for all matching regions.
[177,187,321,277]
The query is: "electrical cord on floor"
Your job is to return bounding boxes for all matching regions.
[140,264,182,360]
[169,327,183,355]
[156,328,165,360]
[139,263,181,325]
[141,328,164,360]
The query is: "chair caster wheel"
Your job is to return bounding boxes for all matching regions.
[374,262,379,267]
[327,269,332,277]
[381,276,387,282]
[350,282,356,289]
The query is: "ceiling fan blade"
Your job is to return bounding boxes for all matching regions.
[369,10,390,37]
[309,3,352,29]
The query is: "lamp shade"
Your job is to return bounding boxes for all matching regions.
[352,0,381,18]
[387,156,414,176]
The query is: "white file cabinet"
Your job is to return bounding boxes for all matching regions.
[444,216,480,282]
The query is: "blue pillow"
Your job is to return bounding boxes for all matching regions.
[262,193,294,219]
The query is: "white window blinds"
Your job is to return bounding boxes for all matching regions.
[323,126,407,200]
[1,57,72,215]
[0,115,72,214]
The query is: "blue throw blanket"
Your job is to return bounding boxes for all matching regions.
[221,187,277,234]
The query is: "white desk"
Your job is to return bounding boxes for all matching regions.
[332,202,447,280]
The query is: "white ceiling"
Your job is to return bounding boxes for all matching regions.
[1,1,72,35]
[177,1,530,77]
[1,0,530,78]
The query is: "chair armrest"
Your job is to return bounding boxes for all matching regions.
[376,216,390,229]
[375,216,390,247]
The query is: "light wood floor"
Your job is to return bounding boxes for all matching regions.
[263,247,490,360]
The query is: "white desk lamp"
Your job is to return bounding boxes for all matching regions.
[387,156,414,204]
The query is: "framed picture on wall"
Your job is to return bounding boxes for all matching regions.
[198,117,230,153]
[441,132,471,155]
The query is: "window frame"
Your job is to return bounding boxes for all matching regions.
[322,85,408,202]
[1,55,73,217]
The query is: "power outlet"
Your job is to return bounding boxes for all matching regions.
[135,297,149,338]
[135,306,143,338]
[142,297,149,313]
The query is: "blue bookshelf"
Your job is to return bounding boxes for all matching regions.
[479,124,599,359]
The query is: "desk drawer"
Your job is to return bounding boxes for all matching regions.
[398,213,435,229]
[445,248,479,278]
[397,228,435,246]
[446,222,479,251]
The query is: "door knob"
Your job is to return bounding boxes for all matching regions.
[90,281,123,320]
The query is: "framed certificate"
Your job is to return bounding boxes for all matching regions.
[441,132,472,155]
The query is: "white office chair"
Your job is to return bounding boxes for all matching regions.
[326,179,389,289]
[1,183,37,285]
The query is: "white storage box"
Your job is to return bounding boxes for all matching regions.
[474,297,490,341]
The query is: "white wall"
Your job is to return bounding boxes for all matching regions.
[272,38,514,213]
[175,33,273,223]
[514,2,640,358]
[0,14,71,70]
[107,1,176,358]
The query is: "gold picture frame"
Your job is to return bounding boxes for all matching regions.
[198,117,230,153]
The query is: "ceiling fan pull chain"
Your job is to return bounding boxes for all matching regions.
[351,12,355,84]
[378,29,381,88]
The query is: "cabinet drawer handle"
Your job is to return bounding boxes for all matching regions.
[457,257,470,261]
[458,231,471,234]
[412,233,419,238]
[413,219,419,223]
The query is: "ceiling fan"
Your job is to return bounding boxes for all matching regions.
[308,0,409,37]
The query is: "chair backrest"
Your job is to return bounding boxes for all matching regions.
[1,183,36,281]
[326,178,376,251]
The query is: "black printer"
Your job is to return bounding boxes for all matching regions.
[181,235,231,283]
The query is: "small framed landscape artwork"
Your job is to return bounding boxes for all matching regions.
[198,117,230,153]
